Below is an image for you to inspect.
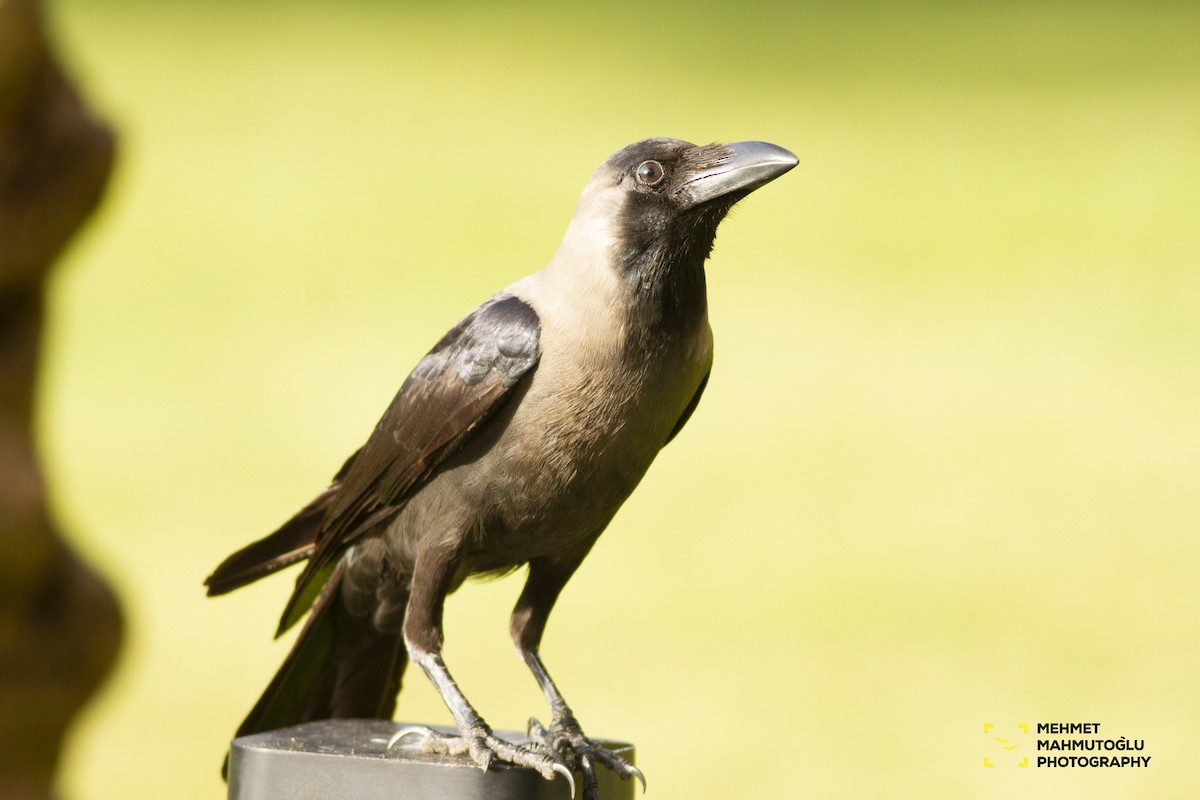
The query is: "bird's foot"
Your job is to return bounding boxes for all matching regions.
[527,715,646,800]
[388,723,575,795]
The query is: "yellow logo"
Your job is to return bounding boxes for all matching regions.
[983,722,1030,767]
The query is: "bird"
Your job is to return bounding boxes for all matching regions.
[205,137,797,798]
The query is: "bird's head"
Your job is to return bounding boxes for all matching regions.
[554,138,796,318]
[607,137,796,221]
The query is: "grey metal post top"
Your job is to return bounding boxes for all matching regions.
[228,719,637,800]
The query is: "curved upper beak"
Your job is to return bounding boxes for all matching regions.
[676,141,798,208]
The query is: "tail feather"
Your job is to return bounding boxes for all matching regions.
[234,559,409,741]
[204,488,332,597]
[206,449,363,597]
[212,449,406,780]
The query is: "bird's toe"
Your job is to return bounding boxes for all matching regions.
[525,715,643,800]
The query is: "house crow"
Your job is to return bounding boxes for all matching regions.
[205,137,797,797]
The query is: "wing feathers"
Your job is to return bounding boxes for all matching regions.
[276,294,541,620]
[204,485,333,596]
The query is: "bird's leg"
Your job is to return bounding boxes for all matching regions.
[512,556,646,799]
[521,649,646,797]
[389,547,572,792]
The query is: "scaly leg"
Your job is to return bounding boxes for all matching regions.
[511,555,645,799]
[388,546,572,791]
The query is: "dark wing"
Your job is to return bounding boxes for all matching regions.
[276,294,540,633]
[664,369,709,446]
[204,449,361,597]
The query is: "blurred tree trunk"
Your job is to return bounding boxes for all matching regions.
[0,1,123,798]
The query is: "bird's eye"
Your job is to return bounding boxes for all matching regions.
[635,160,665,186]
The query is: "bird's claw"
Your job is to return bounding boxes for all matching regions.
[526,715,645,799]
[552,761,577,797]
[387,722,574,794]
[386,724,438,749]
[622,762,647,793]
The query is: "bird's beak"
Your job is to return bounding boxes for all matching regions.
[676,141,798,208]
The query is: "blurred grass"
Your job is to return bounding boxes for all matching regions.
[37,0,1200,798]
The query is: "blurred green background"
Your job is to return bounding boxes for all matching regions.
[40,0,1198,798]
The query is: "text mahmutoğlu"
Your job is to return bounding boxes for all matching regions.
[1035,723,1150,768]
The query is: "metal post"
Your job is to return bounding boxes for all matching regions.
[228,720,636,800]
